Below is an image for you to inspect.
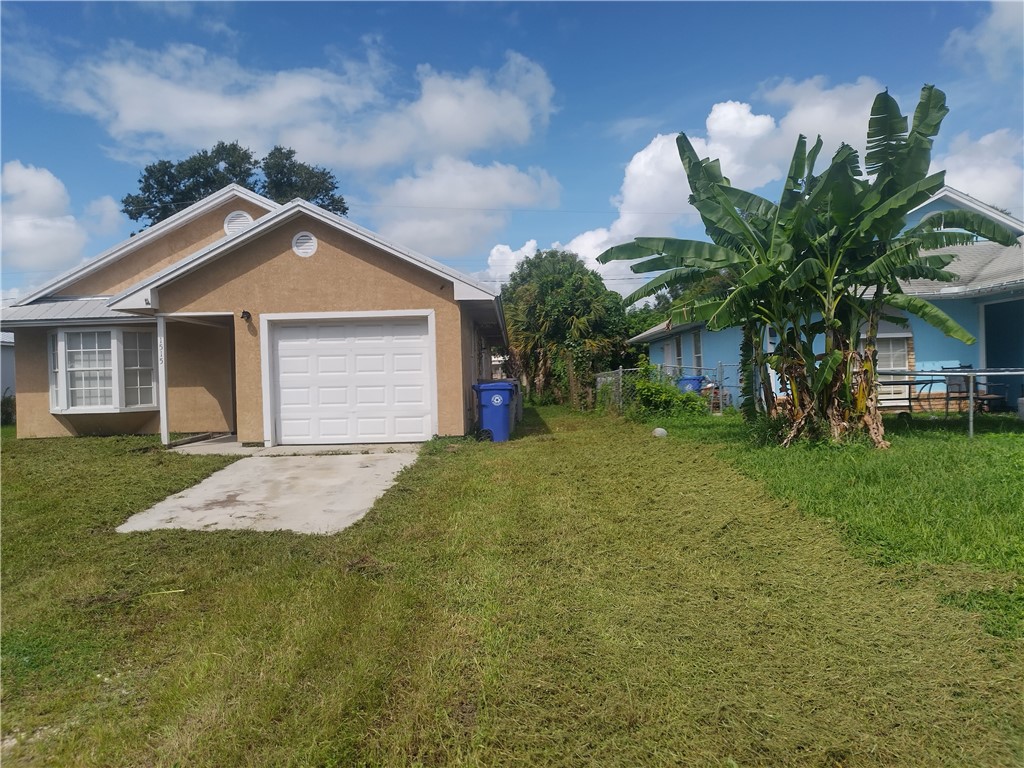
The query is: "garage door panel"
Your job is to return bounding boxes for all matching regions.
[393,353,425,373]
[356,386,386,405]
[355,354,386,373]
[280,387,312,406]
[395,416,431,438]
[356,417,387,438]
[280,418,313,441]
[318,419,351,440]
[317,355,347,374]
[317,387,348,406]
[353,324,385,342]
[278,355,311,374]
[316,325,348,342]
[394,385,425,405]
[273,317,432,444]
[277,325,312,343]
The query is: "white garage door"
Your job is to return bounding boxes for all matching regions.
[273,317,433,444]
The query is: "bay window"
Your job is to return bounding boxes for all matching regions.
[48,327,158,412]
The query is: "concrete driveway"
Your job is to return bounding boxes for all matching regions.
[117,450,418,535]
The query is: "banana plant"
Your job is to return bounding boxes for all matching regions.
[600,84,1020,446]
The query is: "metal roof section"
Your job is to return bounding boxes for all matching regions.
[108,199,500,313]
[1,298,152,327]
[15,184,279,307]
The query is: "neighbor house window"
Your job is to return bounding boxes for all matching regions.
[866,336,910,399]
[49,327,157,412]
[692,330,703,373]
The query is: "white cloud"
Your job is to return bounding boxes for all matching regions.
[330,52,555,170]
[7,40,554,173]
[480,239,538,285]
[84,195,124,236]
[934,129,1024,217]
[372,157,559,259]
[1,161,89,274]
[945,2,1024,80]
[509,76,892,301]
[1,163,131,284]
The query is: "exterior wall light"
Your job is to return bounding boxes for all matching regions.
[240,310,252,322]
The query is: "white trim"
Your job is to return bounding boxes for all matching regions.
[108,200,499,312]
[909,186,1024,235]
[47,326,158,414]
[17,185,279,307]
[291,231,317,257]
[157,316,169,446]
[259,310,438,447]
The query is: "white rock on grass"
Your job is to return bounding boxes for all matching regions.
[652,427,668,438]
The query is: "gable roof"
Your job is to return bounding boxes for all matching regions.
[908,186,1024,237]
[15,184,279,306]
[107,198,499,312]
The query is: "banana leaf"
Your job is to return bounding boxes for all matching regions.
[910,210,1020,247]
[884,293,976,344]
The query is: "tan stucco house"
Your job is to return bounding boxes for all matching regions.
[2,185,506,446]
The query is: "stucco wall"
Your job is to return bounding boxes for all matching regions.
[157,215,467,442]
[57,199,270,298]
[166,321,235,433]
[460,310,483,431]
[13,327,160,437]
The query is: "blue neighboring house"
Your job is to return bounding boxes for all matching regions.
[630,187,1024,408]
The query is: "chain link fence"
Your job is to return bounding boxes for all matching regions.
[596,363,742,414]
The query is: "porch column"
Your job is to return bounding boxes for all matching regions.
[157,315,169,446]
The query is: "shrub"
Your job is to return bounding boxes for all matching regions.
[626,358,709,419]
[1,389,14,426]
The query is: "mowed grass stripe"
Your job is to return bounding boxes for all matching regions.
[363,412,1021,767]
[2,415,1021,767]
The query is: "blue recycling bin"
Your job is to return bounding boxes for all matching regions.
[678,375,705,393]
[473,381,516,442]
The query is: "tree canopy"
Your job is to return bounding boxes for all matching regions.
[600,85,1019,447]
[120,141,348,227]
[501,249,628,407]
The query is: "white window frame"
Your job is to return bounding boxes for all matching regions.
[49,326,159,414]
[692,330,703,373]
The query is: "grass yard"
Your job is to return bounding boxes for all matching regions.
[1,412,1022,766]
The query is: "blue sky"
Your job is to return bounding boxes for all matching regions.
[2,1,1022,301]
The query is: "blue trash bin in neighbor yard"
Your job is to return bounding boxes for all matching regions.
[473,381,516,442]
[678,375,705,393]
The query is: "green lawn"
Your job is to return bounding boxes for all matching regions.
[1,413,1021,767]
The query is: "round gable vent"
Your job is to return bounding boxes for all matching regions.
[223,210,254,236]
[292,231,318,257]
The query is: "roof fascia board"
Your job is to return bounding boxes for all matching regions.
[17,184,279,306]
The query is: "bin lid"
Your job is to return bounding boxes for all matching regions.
[473,380,517,392]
